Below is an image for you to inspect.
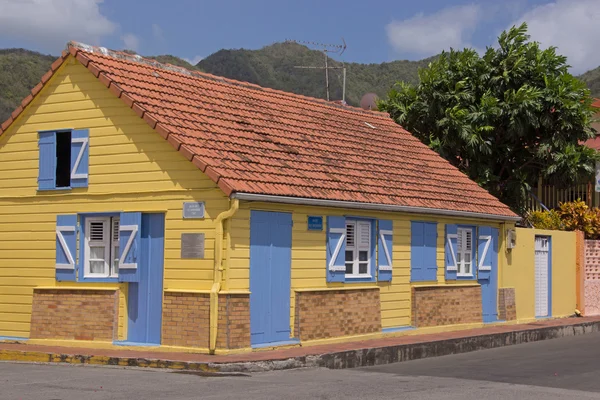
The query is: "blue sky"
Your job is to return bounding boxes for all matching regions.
[0,0,599,73]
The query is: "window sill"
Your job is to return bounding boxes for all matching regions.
[78,277,120,283]
[37,187,72,192]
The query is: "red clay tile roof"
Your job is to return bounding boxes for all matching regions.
[0,42,517,219]
[592,98,600,108]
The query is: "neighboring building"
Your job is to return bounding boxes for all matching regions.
[0,42,525,352]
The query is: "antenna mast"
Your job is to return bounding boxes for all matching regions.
[286,39,347,102]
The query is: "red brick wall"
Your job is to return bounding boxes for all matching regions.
[30,289,118,341]
[498,288,516,321]
[411,286,482,327]
[162,292,250,349]
[294,289,381,341]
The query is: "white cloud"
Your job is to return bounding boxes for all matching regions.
[184,55,204,66]
[121,33,140,51]
[152,23,165,43]
[0,0,116,51]
[510,0,600,74]
[386,4,482,56]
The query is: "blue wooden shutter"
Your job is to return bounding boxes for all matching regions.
[424,222,438,280]
[326,216,346,282]
[119,212,142,282]
[70,129,89,188]
[445,224,458,280]
[38,132,56,190]
[56,214,77,281]
[410,222,424,281]
[477,226,492,279]
[378,220,393,282]
[411,222,437,282]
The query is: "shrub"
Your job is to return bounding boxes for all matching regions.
[557,200,600,239]
[525,200,600,239]
[526,209,563,230]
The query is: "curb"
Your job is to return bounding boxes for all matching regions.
[2,320,599,372]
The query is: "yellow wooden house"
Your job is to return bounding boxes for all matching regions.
[0,42,551,354]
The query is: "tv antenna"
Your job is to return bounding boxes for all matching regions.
[286,38,347,102]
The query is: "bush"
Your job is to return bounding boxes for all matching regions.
[558,200,600,239]
[527,200,600,239]
[526,209,563,230]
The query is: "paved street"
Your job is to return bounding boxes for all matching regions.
[3,333,600,399]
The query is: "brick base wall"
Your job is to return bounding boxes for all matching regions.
[294,289,381,341]
[498,288,517,321]
[411,286,482,327]
[162,292,250,349]
[30,289,118,341]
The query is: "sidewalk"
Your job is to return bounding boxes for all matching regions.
[2,317,600,372]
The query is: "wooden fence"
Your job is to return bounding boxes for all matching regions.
[526,181,600,211]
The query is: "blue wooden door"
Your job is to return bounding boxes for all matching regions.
[250,211,292,345]
[127,213,165,344]
[478,227,499,323]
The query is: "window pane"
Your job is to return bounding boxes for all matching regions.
[90,246,106,260]
[457,252,462,263]
[345,263,353,274]
[465,263,471,274]
[90,260,104,274]
[359,263,368,274]
[465,253,471,263]
[359,251,368,262]
[113,246,120,275]
[345,250,353,262]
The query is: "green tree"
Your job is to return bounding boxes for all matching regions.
[379,23,599,213]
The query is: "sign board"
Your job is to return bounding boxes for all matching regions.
[307,216,323,231]
[596,162,600,193]
[181,233,205,259]
[183,202,205,219]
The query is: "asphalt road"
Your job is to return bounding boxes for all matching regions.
[3,333,600,400]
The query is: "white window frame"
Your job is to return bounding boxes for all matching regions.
[344,220,372,278]
[84,216,120,279]
[456,227,473,277]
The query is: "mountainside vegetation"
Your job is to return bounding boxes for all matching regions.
[0,41,598,124]
[0,49,56,124]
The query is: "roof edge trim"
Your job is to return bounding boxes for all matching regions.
[231,193,521,222]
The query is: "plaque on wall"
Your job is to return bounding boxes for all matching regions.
[181,233,205,259]
[183,202,205,219]
[307,215,323,231]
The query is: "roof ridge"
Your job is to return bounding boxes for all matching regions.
[66,41,392,120]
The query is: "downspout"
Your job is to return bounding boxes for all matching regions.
[210,198,239,354]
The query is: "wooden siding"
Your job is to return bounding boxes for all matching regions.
[0,56,229,338]
[229,201,502,332]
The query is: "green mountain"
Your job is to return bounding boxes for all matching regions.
[578,66,600,98]
[1,42,599,125]
[197,42,432,106]
[0,49,55,124]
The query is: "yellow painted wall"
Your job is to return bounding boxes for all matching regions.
[230,201,502,332]
[501,228,576,321]
[0,56,229,338]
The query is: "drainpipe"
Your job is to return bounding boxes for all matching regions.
[209,198,239,354]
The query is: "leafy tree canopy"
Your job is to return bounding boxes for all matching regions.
[379,23,599,213]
